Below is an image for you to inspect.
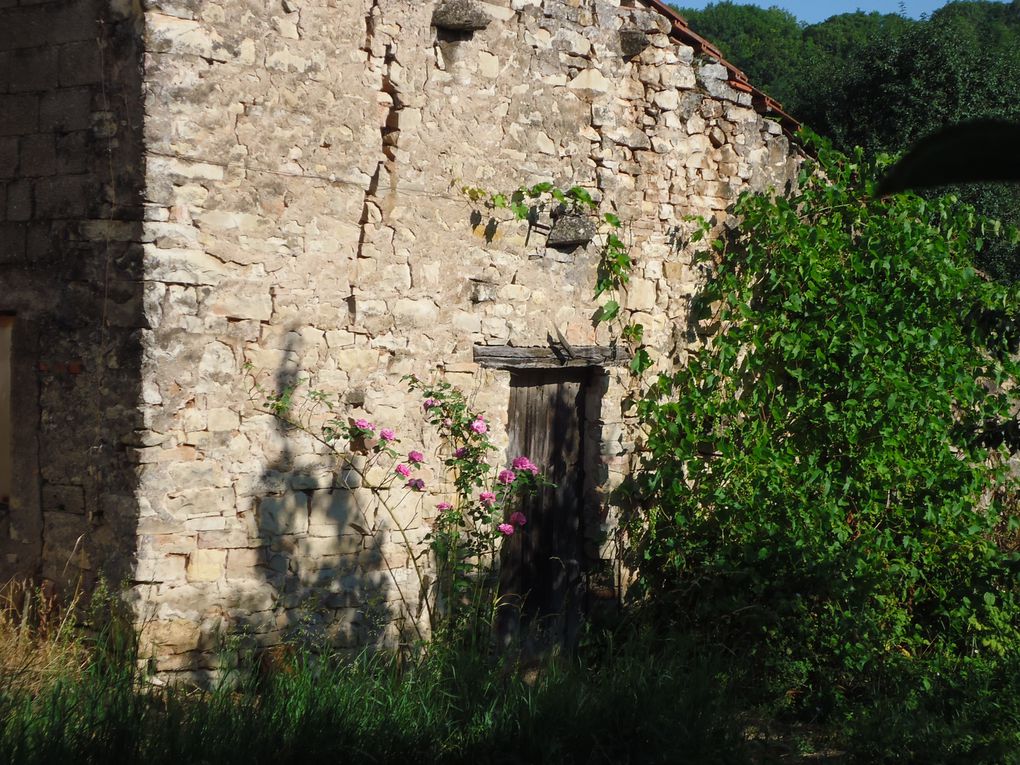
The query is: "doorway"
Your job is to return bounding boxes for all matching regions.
[497,367,593,652]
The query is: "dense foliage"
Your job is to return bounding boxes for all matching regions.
[673,0,1020,280]
[633,135,1020,712]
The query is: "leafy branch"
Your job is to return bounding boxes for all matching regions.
[461,182,652,375]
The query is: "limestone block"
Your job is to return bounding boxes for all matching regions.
[204,280,273,322]
[451,310,482,334]
[606,126,651,150]
[288,471,336,491]
[187,549,226,582]
[148,155,224,183]
[300,535,363,556]
[478,51,500,79]
[167,461,230,490]
[199,342,236,381]
[325,330,356,349]
[147,14,230,61]
[568,69,611,93]
[308,489,356,533]
[197,529,252,549]
[139,618,202,656]
[547,215,596,248]
[555,28,591,56]
[619,28,650,59]
[653,89,679,111]
[185,516,228,532]
[258,493,309,536]
[661,65,696,89]
[145,246,229,287]
[225,548,266,579]
[626,278,657,311]
[155,488,225,523]
[392,298,439,329]
[139,533,197,556]
[136,555,187,582]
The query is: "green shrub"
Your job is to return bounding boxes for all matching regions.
[633,131,1020,709]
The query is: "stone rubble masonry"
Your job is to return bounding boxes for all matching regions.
[0,0,145,594]
[1,0,800,681]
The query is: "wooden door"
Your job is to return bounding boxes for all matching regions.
[498,368,589,652]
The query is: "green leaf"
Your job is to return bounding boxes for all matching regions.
[596,300,620,324]
[629,348,652,375]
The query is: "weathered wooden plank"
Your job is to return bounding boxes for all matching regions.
[474,344,628,369]
[499,368,589,651]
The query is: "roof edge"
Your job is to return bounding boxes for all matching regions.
[638,0,800,135]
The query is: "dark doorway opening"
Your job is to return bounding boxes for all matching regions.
[497,367,594,653]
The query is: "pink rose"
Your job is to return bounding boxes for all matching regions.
[423,398,439,410]
[498,523,515,536]
[470,419,487,434]
[498,469,516,485]
[512,456,539,475]
[408,450,425,464]
[395,464,412,477]
[454,447,468,458]
[437,501,453,511]
[407,478,425,491]
[479,491,496,506]
[354,419,375,432]
[380,428,396,441]
[510,511,527,526]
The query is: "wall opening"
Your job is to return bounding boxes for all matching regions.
[497,367,598,654]
[0,315,12,511]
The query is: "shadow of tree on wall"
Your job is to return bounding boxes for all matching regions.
[231,339,423,666]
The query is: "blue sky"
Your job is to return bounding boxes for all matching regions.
[676,0,1009,24]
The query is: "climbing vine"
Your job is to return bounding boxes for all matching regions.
[462,182,652,375]
[247,368,550,646]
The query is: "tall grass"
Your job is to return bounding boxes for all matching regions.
[0,601,750,765]
[8,582,1019,763]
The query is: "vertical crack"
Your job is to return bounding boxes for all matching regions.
[354,0,404,314]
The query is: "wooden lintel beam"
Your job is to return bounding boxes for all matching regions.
[473,344,629,370]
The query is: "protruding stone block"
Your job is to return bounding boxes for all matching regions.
[432,0,491,31]
[547,214,596,249]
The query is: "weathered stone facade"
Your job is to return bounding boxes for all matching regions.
[1,0,799,678]
[0,0,144,588]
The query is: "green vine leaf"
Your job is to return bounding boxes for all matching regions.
[597,300,621,324]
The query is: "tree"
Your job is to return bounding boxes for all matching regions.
[674,1,1020,280]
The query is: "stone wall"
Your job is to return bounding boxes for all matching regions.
[3,0,800,680]
[0,0,144,588]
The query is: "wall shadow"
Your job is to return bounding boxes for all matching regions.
[230,341,412,668]
[0,1,146,602]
